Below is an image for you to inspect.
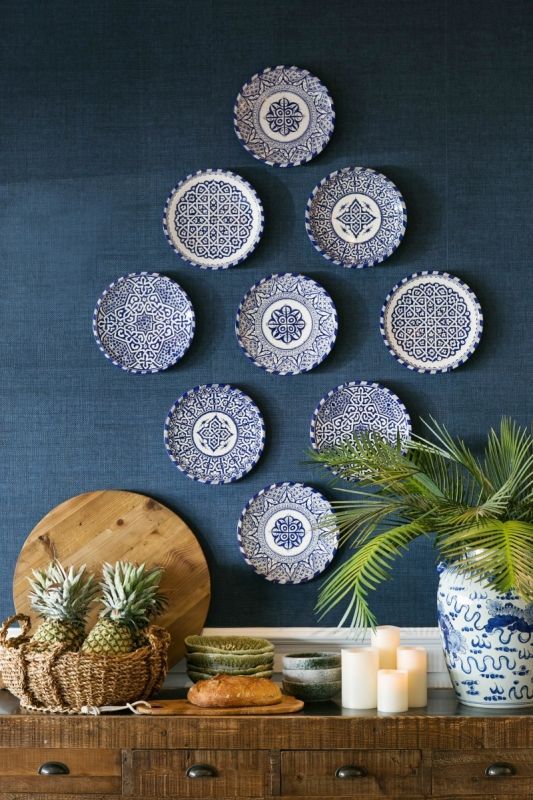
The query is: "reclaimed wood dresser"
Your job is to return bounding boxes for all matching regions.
[0,688,531,800]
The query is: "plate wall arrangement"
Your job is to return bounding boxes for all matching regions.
[235,273,337,375]
[92,272,195,373]
[238,482,338,584]
[380,271,484,373]
[234,65,335,167]
[310,381,412,480]
[164,384,265,484]
[306,167,407,268]
[163,169,264,269]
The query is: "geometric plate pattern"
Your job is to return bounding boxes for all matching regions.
[164,384,265,484]
[234,65,335,167]
[306,167,407,268]
[380,271,484,373]
[92,272,195,374]
[163,170,264,269]
[235,273,338,375]
[237,482,339,584]
[310,381,412,481]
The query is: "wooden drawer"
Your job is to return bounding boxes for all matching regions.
[131,749,270,797]
[281,749,424,797]
[0,748,121,794]
[432,749,533,796]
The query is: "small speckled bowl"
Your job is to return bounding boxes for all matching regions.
[283,667,341,683]
[282,679,341,702]
[282,652,341,670]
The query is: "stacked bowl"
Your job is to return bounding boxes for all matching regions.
[185,635,274,682]
[282,652,341,701]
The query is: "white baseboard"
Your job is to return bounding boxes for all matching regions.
[168,626,451,689]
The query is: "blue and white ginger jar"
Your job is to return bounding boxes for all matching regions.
[437,564,533,708]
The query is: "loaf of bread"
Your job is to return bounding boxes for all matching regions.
[187,674,282,708]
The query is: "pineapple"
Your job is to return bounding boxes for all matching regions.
[28,561,98,651]
[81,561,167,655]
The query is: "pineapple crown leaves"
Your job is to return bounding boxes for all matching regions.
[98,561,168,629]
[28,560,99,623]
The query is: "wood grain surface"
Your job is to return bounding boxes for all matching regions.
[13,490,211,666]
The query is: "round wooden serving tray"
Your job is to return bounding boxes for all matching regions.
[13,490,211,667]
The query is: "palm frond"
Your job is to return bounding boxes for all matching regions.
[316,520,426,631]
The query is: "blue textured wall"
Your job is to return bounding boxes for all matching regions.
[1,0,532,627]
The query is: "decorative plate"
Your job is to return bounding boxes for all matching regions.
[238,482,338,584]
[163,169,264,269]
[235,273,338,375]
[164,384,265,484]
[234,65,335,167]
[380,271,484,373]
[306,167,407,268]
[92,272,195,373]
[310,381,412,480]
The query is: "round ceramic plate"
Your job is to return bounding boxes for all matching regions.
[163,169,264,269]
[381,271,484,373]
[234,65,335,167]
[92,272,195,373]
[306,167,407,268]
[164,384,265,484]
[310,381,412,480]
[235,273,337,375]
[237,482,338,584]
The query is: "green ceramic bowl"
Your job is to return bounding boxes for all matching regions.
[186,660,274,677]
[283,667,341,683]
[282,652,341,670]
[185,635,275,655]
[187,650,274,669]
[188,669,274,683]
[282,679,341,702]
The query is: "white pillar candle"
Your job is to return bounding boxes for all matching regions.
[341,647,379,709]
[397,646,428,708]
[370,625,400,668]
[377,669,408,712]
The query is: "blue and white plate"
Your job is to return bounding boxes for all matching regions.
[310,381,412,480]
[306,167,407,268]
[237,482,338,584]
[381,271,484,373]
[235,273,337,375]
[164,384,265,484]
[163,169,264,269]
[92,272,195,374]
[234,66,335,167]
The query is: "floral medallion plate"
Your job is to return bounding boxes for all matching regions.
[306,167,407,268]
[235,273,337,375]
[163,170,264,269]
[237,482,338,584]
[380,271,484,373]
[234,65,335,167]
[92,272,195,374]
[310,381,412,480]
[164,384,265,484]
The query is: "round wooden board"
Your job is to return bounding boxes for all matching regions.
[13,490,211,667]
[136,695,304,716]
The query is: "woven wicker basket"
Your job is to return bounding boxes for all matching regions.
[0,614,170,713]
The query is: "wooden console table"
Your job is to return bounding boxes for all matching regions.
[0,688,530,799]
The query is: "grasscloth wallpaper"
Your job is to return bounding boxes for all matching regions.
[1,0,532,626]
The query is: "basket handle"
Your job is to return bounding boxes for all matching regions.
[0,614,32,646]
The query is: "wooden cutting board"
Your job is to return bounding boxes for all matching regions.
[13,490,211,667]
[136,695,304,716]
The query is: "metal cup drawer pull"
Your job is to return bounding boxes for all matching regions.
[38,762,70,776]
[335,764,367,779]
[186,763,218,779]
[485,762,517,778]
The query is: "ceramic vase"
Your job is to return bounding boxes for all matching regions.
[437,564,533,708]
